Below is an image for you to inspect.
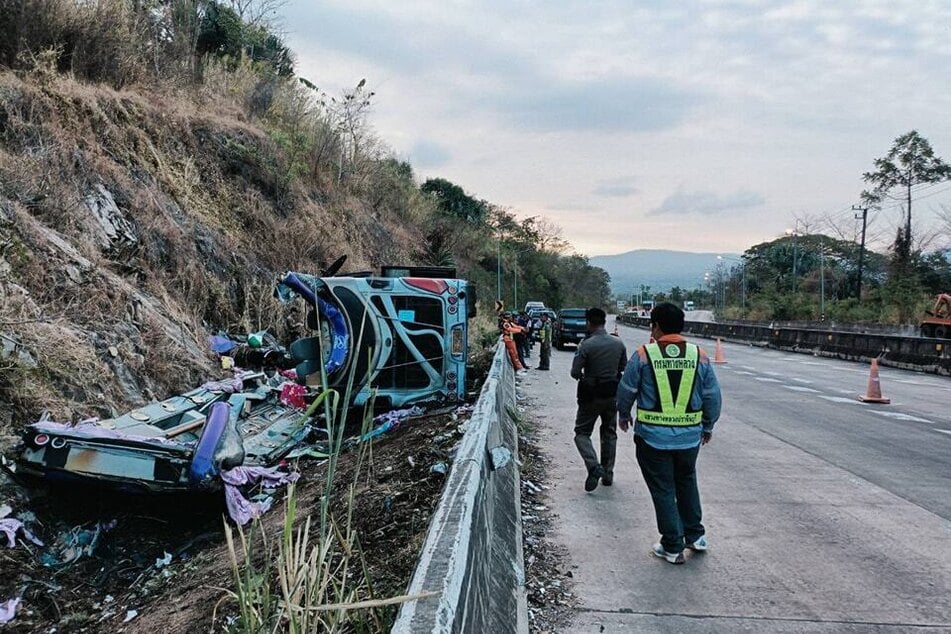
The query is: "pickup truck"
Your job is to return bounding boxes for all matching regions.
[554,308,588,349]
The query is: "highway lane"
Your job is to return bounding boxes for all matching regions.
[660,329,951,521]
[523,323,951,632]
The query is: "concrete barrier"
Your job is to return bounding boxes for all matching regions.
[616,314,951,375]
[392,343,528,633]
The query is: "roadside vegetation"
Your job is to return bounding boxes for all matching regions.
[0,0,611,631]
[0,0,610,426]
[646,131,951,324]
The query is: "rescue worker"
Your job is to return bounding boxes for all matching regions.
[537,313,552,371]
[570,307,627,492]
[617,302,721,564]
[515,312,531,363]
[501,314,527,375]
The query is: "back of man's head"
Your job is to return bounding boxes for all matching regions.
[585,307,606,327]
[650,302,684,334]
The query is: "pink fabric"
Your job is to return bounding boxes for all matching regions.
[221,466,299,525]
[279,383,307,409]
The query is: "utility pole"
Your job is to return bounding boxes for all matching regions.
[819,237,825,320]
[852,205,868,302]
[496,237,501,302]
[513,261,518,310]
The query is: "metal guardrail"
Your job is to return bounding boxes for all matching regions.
[618,315,951,376]
[392,343,528,633]
[698,316,919,337]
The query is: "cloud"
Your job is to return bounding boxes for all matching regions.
[649,188,765,216]
[593,178,639,198]
[490,77,701,133]
[409,140,451,168]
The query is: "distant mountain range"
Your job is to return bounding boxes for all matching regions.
[589,249,740,296]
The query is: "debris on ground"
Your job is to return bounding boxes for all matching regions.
[0,405,474,632]
[0,597,19,624]
[0,512,43,548]
[518,411,578,633]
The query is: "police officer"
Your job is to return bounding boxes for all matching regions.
[570,307,628,492]
[537,313,552,371]
[617,302,721,564]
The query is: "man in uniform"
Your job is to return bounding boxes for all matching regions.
[617,302,721,564]
[537,313,552,371]
[570,307,628,491]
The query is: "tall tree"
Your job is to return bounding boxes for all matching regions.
[861,130,951,253]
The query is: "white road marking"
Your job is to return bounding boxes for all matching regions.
[800,361,827,366]
[819,396,862,404]
[791,377,813,384]
[763,371,784,376]
[783,385,821,393]
[934,429,951,436]
[869,411,933,424]
[895,379,948,388]
[733,370,755,376]
[755,377,783,383]
[739,366,757,371]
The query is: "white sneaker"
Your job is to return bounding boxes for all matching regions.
[685,536,708,552]
[651,543,685,564]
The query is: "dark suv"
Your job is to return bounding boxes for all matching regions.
[554,308,588,349]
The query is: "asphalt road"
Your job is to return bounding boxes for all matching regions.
[520,321,951,633]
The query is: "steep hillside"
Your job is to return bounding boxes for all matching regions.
[0,70,429,437]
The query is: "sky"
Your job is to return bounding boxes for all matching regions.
[280,0,951,257]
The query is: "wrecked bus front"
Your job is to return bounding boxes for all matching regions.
[277,270,474,409]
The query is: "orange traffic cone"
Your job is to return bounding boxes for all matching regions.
[713,338,727,364]
[859,358,890,403]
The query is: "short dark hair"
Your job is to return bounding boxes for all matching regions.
[650,302,684,334]
[585,307,606,326]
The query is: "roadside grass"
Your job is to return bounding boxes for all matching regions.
[217,308,433,632]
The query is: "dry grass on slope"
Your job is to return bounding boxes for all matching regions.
[0,71,428,430]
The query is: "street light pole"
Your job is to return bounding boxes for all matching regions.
[819,237,825,320]
[496,237,501,302]
[717,255,746,309]
[513,260,518,310]
[785,226,801,292]
[852,205,868,302]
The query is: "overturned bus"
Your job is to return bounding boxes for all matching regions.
[277,265,476,409]
[14,266,476,493]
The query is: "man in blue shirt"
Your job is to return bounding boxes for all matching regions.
[617,302,722,564]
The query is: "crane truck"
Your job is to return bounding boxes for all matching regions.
[920,293,951,338]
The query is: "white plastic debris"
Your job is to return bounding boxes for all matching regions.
[155,552,172,569]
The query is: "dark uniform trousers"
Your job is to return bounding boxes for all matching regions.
[573,395,617,477]
[538,340,551,370]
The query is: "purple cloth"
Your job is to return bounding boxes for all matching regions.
[362,406,425,441]
[0,598,20,624]
[0,518,43,548]
[221,466,300,525]
[209,335,238,354]
[199,376,244,393]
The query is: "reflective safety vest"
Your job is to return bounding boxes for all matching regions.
[637,342,703,426]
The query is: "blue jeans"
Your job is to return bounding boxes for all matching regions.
[635,435,704,554]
